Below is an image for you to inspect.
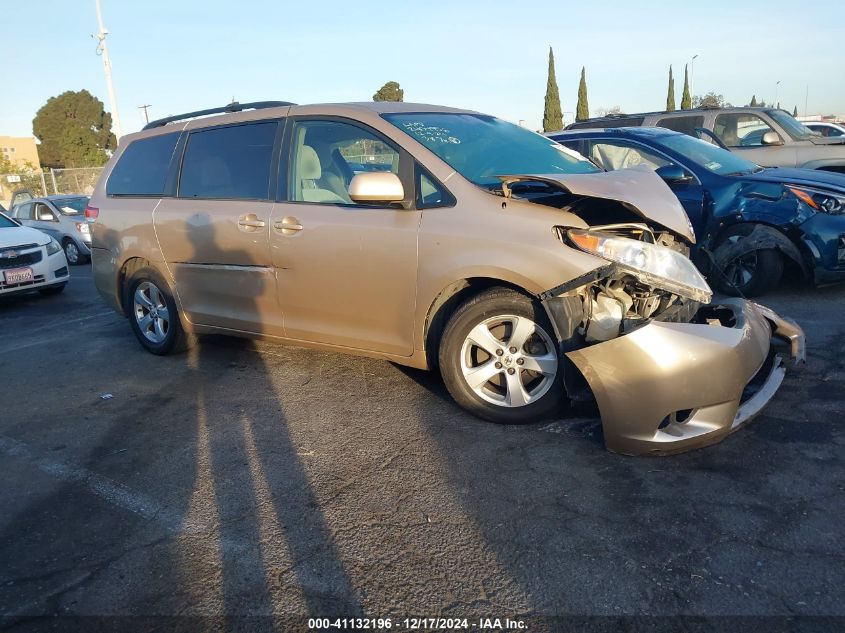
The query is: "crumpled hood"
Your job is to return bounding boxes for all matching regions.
[744,167,845,193]
[499,166,696,243]
[0,225,50,249]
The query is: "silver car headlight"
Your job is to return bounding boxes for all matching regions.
[46,239,62,256]
[568,228,713,303]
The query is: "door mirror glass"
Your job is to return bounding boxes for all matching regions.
[761,131,784,146]
[37,206,57,221]
[655,164,693,183]
[348,172,404,204]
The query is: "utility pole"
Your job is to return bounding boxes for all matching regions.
[138,104,152,124]
[775,80,781,109]
[94,0,122,139]
[690,54,698,98]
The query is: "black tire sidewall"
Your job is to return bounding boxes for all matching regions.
[439,288,564,424]
[126,267,182,355]
[715,225,783,297]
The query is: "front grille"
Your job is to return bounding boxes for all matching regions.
[0,274,45,290]
[0,249,43,270]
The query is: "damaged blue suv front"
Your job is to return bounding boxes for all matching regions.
[552,127,845,296]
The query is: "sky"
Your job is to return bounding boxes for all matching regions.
[3,0,844,139]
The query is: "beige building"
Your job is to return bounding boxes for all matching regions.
[0,136,41,169]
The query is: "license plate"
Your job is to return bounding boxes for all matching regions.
[3,267,34,284]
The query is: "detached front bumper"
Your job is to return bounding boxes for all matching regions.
[566,299,804,456]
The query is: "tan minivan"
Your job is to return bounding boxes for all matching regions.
[88,101,804,455]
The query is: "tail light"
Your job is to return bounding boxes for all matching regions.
[84,204,99,221]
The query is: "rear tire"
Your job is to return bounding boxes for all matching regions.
[715,225,783,297]
[125,266,195,355]
[439,287,564,424]
[62,239,82,265]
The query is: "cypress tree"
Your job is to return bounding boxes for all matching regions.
[576,66,590,121]
[543,47,563,132]
[793,105,798,117]
[750,95,758,107]
[666,66,676,111]
[680,64,692,110]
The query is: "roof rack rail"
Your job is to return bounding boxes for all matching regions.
[142,101,296,130]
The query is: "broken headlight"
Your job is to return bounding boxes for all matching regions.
[568,228,713,303]
[787,186,845,215]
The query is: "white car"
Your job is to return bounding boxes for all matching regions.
[0,212,70,297]
[805,122,845,138]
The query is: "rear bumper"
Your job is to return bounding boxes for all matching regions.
[566,299,804,456]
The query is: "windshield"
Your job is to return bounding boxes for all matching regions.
[658,133,761,176]
[383,113,599,187]
[0,213,18,229]
[767,110,813,141]
[52,197,88,215]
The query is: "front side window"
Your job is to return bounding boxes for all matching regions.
[179,122,277,200]
[766,110,813,141]
[714,113,776,147]
[289,120,400,205]
[656,115,704,137]
[384,113,598,189]
[587,140,671,172]
[416,167,455,209]
[107,132,180,197]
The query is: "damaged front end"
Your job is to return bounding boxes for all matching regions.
[541,224,805,456]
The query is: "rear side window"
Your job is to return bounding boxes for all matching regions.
[107,133,180,196]
[179,122,277,200]
[656,115,704,137]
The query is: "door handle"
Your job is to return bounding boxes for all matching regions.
[273,217,304,235]
[238,214,265,232]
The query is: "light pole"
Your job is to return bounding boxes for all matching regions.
[775,80,781,109]
[138,104,152,124]
[94,0,122,139]
[691,54,698,98]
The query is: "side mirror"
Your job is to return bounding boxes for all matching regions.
[655,164,693,184]
[38,210,55,221]
[761,131,784,146]
[348,172,404,204]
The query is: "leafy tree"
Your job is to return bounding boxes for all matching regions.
[372,81,404,102]
[542,47,563,132]
[759,100,767,107]
[693,92,731,109]
[576,66,589,121]
[680,64,692,110]
[793,105,799,117]
[750,95,758,107]
[32,89,116,168]
[666,66,676,111]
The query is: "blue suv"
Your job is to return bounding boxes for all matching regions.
[551,127,845,296]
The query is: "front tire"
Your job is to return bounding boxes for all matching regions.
[125,267,194,355]
[439,287,564,424]
[715,225,783,297]
[62,239,82,265]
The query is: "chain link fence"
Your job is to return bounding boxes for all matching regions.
[1,167,104,208]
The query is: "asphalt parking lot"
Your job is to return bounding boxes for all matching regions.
[1,266,844,631]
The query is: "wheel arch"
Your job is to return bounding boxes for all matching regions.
[422,277,535,370]
[712,220,810,277]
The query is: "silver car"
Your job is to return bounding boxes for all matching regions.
[11,195,92,264]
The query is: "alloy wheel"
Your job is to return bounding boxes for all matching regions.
[133,281,170,344]
[459,314,558,407]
